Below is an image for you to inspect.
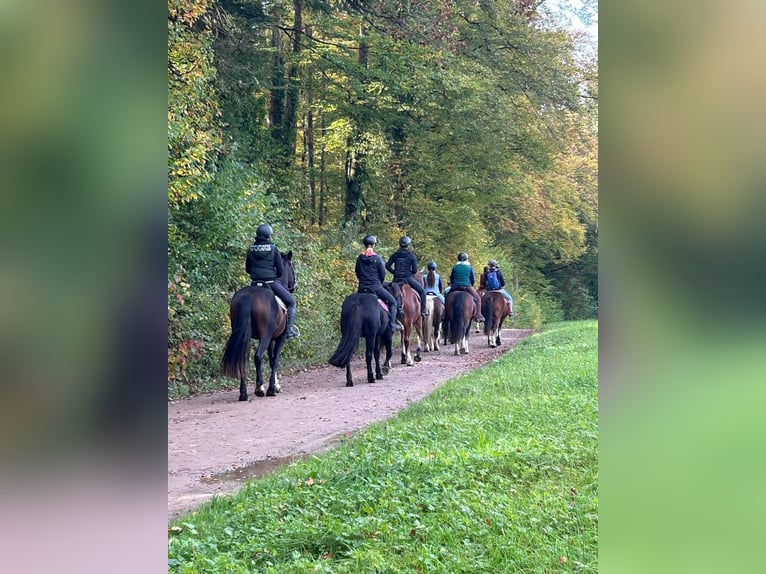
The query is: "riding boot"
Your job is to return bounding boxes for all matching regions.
[389,312,403,332]
[285,306,300,339]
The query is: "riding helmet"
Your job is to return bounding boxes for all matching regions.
[457,252,468,261]
[427,261,437,270]
[363,235,377,246]
[399,236,411,248]
[488,259,498,268]
[256,223,274,239]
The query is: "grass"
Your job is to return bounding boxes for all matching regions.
[168,320,598,573]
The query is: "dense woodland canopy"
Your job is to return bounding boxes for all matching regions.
[168,0,598,395]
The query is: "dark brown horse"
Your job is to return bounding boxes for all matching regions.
[422,295,444,352]
[391,275,425,365]
[328,285,396,386]
[444,289,475,355]
[220,251,296,400]
[482,291,511,348]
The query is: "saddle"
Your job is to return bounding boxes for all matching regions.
[250,281,288,312]
[358,287,391,314]
[394,279,422,304]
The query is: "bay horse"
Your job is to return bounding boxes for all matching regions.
[422,295,444,352]
[390,275,425,366]
[328,285,397,386]
[444,289,475,355]
[482,290,511,348]
[220,251,296,400]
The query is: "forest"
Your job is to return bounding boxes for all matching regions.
[168,0,598,396]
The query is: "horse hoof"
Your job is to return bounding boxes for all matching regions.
[414,355,421,362]
[255,387,265,397]
[239,394,248,402]
[381,366,389,375]
[346,381,354,387]
[275,384,282,393]
[266,388,277,397]
[368,378,376,384]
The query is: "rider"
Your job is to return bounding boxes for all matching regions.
[423,261,445,305]
[385,236,429,317]
[486,259,515,315]
[355,235,403,332]
[246,223,300,339]
[448,252,485,323]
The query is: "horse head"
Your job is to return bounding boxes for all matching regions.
[280,250,297,293]
[384,281,403,311]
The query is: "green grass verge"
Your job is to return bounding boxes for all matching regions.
[169,320,598,573]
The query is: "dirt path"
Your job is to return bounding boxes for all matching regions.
[168,328,534,519]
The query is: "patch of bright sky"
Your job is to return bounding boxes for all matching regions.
[540,0,598,62]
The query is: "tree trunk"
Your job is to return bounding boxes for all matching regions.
[283,0,302,162]
[268,13,286,161]
[343,23,368,224]
[306,109,316,224]
[319,114,327,227]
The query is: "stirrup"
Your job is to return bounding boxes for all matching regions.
[286,326,300,339]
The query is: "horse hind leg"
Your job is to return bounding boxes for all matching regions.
[239,373,249,402]
[346,363,354,387]
[253,342,267,397]
[266,337,285,397]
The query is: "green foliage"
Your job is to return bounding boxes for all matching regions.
[168,321,598,572]
[168,0,223,205]
[166,0,598,395]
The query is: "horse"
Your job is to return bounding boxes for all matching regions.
[422,295,444,352]
[220,251,296,400]
[390,277,425,366]
[482,290,511,348]
[444,289,475,355]
[328,286,396,386]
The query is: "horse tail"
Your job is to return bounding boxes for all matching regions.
[221,294,253,380]
[329,300,364,367]
[449,292,466,344]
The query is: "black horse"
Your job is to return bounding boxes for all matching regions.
[328,284,398,386]
[220,251,296,400]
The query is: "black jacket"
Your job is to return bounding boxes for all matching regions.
[385,248,418,280]
[246,238,283,281]
[356,252,387,289]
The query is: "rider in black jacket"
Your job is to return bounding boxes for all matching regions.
[385,236,429,316]
[355,235,402,332]
[246,224,299,338]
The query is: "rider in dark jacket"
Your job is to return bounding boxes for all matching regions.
[246,223,299,338]
[356,235,402,332]
[385,236,429,316]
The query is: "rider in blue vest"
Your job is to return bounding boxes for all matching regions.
[246,223,300,338]
[423,261,445,305]
[385,236,429,316]
[484,259,514,315]
[355,235,403,332]
[448,252,485,323]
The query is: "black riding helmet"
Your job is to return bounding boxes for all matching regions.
[457,252,468,262]
[427,261,437,270]
[363,235,377,246]
[256,223,273,239]
[399,236,411,248]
